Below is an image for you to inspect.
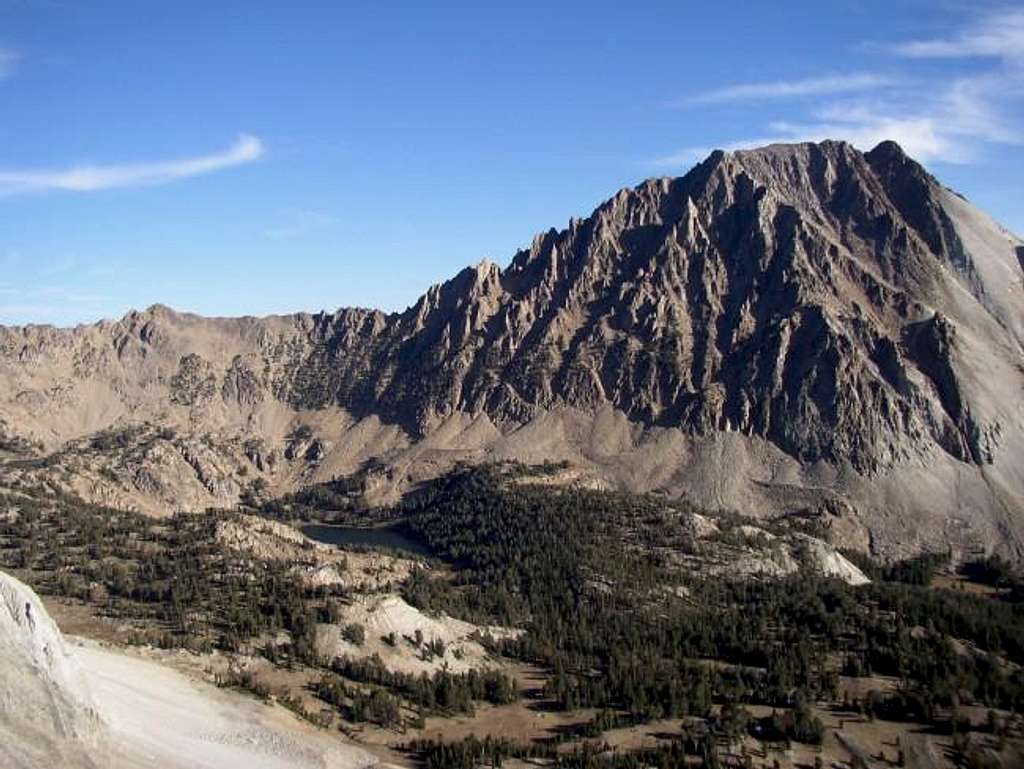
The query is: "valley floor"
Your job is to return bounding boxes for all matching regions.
[56,633,973,769]
[5,466,1023,769]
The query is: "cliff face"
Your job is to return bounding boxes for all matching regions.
[2,140,1023,557]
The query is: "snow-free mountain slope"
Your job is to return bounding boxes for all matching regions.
[1,140,1022,557]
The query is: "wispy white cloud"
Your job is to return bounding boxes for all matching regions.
[0,134,265,195]
[892,9,1024,61]
[654,112,958,168]
[37,253,79,277]
[654,98,1005,169]
[686,73,899,105]
[0,284,109,325]
[0,48,19,79]
[655,9,1024,169]
[0,248,22,270]
[0,246,127,325]
[263,208,339,241]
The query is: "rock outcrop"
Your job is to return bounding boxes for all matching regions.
[0,571,106,769]
[1,140,1023,558]
[0,570,389,769]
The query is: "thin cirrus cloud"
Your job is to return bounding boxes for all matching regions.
[0,48,19,79]
[656,9,1024,169]
[0,134,265,196]
[891,8,1024,60]
[654,102,1000,168]
[263,208,339,241]
[653,117,951,168]
[686,73,899,104]
[0,284,109,327]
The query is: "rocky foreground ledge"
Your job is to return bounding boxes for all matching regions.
[0,569,389,769]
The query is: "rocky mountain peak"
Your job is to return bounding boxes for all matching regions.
[1,140,1023,557]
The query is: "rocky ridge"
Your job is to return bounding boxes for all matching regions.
[1,140,1022,558]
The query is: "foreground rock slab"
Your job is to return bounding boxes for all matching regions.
[0,569,390,769]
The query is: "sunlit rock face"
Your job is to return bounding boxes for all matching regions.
[2,140,1023,558]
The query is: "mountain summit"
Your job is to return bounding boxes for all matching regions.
[2,140,1023,558]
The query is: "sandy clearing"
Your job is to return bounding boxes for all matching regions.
[71,639,391,769]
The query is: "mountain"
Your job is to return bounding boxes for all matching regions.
[1,140,1022,559]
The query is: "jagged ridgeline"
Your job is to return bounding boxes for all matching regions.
[1,140,1023,557]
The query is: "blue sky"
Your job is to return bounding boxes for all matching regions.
[1,1,1022,326]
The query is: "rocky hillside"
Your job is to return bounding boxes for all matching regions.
[1,140,1022,558]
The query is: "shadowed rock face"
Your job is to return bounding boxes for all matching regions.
[2,140,1023,557]
[260,141,1019,471]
